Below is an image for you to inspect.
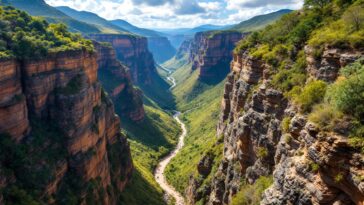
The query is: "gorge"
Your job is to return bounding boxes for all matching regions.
[0,0,364,205]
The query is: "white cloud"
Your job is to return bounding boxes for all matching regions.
[45,0,304,29]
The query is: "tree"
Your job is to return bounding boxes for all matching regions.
[304,0,331,9]
[343,5,364,31]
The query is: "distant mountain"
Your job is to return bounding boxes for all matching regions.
[231,9,292,32]
[157,24,231,36]
[57,6,129,34]
[156,24,232,49]
[0,0,100,34]
[110,19,164,37]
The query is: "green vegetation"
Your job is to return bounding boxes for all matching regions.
[0,119,68,204]
[289,80,327,112]
[119,105,181,205]
[335,173,344,183]
[257,147,269,159]
[0,0,101,34]
[164,57,225,198]
[57,74,83,95]
[231,9,292,33]
[0,6,94,60]
[231,176,273,205]
[310,162,320,172]
[306,59,364,152]
[281,117,292,133]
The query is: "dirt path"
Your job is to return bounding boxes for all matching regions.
[154,65,186,205]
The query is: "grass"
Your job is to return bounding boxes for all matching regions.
[231,176,273,205]
[118,105,181,205]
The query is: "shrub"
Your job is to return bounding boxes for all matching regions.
[308,103,343,130]
[271,51,307,93]
[281,117,292,133]
[326,69,364,119]
[335,173,344,183]
[231,176,273,205]
[257,147,269,159]
[292,80,327,112]
[310,162,320,172]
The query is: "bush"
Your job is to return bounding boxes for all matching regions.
[326,69,364,119]
[292,80,327,112]
[308,103,343,130]
[0,6,94,60]
[271,51,307,92]
[281,117,291,133]
[257,147,269,158]
[231,176,273,205]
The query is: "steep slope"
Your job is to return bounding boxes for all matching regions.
[111,19,176,63]
[188,31,244,84]
[0,0,100,33]
[93,41,145,122]
[88,34,175,109]
[231,9,292,32]
[57,6,129,34]
[205,1,364,205]
[0,7,132,204]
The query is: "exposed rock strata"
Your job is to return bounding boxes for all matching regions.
[88,34,157,85]
[198,47,364,205]
[188,31,243,83]
[0,50,133,204]
[94,41,145,122]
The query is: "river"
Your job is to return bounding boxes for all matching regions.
[154,65,186,205]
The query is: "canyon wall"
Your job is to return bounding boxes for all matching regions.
[88,34,157,86]
[0,50,133,204]
[188,31,243,83]
[148,36,176,63]
[94,41,145,122]
[202,47,364,205]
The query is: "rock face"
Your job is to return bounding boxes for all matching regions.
[148,36,176,63]
[88,34,157,85]
[202,47,364,205]
[0,50,133,204]
[94,41,145,122]
[188,31,243,83]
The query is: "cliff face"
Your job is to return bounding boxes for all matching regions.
[148,36,176,63]
[94,42,145,122]
[188,31,243,83]
[88,34,157,86]
[203,47,364,205]
[0,50,133,204]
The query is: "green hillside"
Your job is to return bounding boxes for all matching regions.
[231,9,292,32]
[0,0,100,33]
[57,6,129,34]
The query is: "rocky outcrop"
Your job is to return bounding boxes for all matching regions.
[188,31,243,83]
[148,36,176,63]
[94,42,145,122]
[203,47,364,205]
[88,34,157,85]
[0,50,133,204]
[305,46,363,82]
[0,59,29,142]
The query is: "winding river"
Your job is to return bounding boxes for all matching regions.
[154,65,186,205]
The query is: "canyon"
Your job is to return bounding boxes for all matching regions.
[1,1,364,205]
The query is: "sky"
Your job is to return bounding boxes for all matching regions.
[45,0,304,29]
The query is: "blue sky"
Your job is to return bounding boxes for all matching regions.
[45,0,304,29]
